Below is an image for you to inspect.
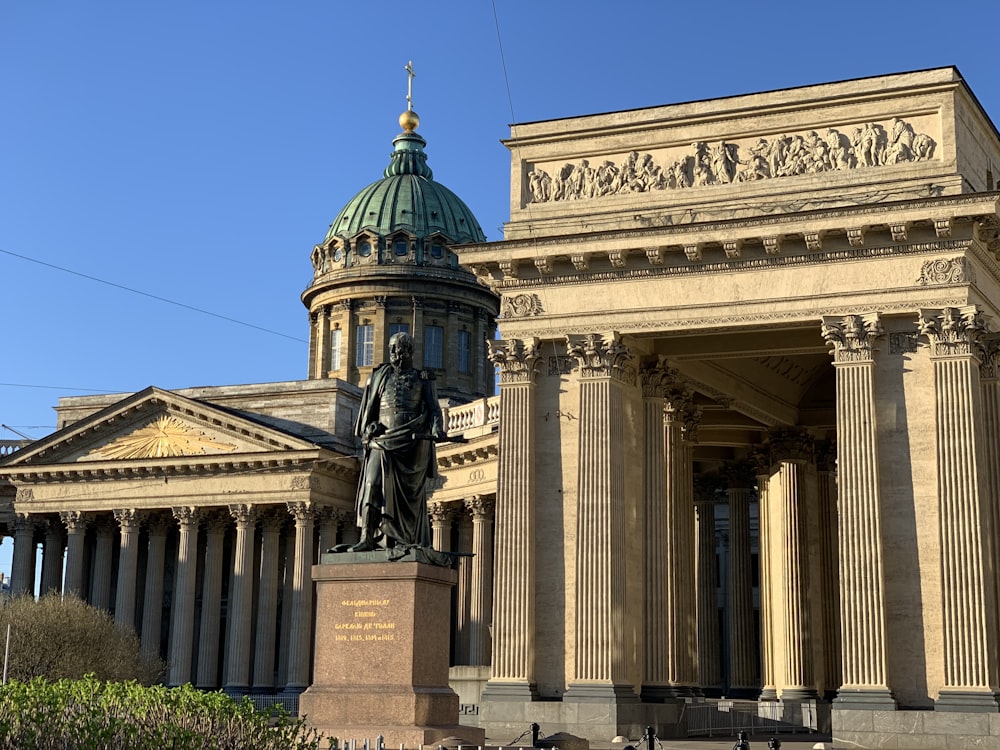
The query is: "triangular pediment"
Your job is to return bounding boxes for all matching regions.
[1,387,321,467]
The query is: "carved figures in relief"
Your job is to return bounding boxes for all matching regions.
[523,117,936,204]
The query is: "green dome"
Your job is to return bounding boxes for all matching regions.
[324,124,486,246]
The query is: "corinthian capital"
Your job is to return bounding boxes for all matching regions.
[566,331,633,379]
[918,306,987,357]
[489,337,541,384]
[640,356,679,397]
[821,313,883,363]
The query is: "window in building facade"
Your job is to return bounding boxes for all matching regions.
[330,328,342,371]
[356,323,374,367]
[389,322,410,340]
[424,324,444,369]
[457,329,471,373]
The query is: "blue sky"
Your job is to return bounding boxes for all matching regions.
[2,1,999,573]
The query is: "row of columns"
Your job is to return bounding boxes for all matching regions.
[6,500,349,694]
[429,495,496,667]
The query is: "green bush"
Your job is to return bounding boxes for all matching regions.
[0,675,326,749]
[0,593,164,684]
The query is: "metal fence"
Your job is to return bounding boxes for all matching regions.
[685,700,814,737]
[244,693,300,715]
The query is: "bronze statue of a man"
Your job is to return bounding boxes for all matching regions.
[351,331,444,551]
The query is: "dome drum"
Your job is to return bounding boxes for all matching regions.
[309,230,461,279]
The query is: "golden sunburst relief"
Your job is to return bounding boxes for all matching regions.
[98,416,239,460]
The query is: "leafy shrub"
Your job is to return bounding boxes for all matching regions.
[0,675,326,749]
[0,593,164,684]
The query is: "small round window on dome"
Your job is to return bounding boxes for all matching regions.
[333,248,344,262]
[358,242,372,257]
[395,240,408,256]
[431,244,444,259]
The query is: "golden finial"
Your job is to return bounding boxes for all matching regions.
[399,60,419,132]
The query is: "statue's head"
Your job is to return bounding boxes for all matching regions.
[388,331,414,368]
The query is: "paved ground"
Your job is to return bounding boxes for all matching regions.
[571,736,833,750]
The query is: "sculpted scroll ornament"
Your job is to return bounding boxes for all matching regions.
[821,313,884,363]
[918,258,976,286]
[566,332,633,379]
[525,117,936,204]
[918,306,987,357]
[500,293,544,319]
[14,488,34,503]
[489,338,541,384]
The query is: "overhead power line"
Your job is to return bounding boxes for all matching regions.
[0,247,306,343]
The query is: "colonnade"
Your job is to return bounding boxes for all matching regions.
[5,500,354,694]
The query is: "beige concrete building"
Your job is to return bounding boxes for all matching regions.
[4,67,1000,749]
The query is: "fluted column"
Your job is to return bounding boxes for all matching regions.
[821,314,892,707]
[466,495,495,666]
[429,502,453,552]
[113,509,141,630]
[920,307,1000,709]
[483,338,540,700]
[726,464,758,697]
[772,430,818,700]
[10,513,37,597]
[40,521,65,595]
[317,506,339,556]
[982,338,1000,672]
[813,440,841,699]
[284,501,315,693]
[168,506,200,686]
[454,508,473,665]
[196,513,228,689]
[90,518,115,611]
[564,332,635,700]
[753,450,778,701]
[225,504,257,694]
[694,491,722,695]
[663,387,700,696]
[254,509,285,690]
[60,511,90,597]
[640,358,671,699]
[141,515,171,659]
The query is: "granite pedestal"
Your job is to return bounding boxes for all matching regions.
[300,551,485,749]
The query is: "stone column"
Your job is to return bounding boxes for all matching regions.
[694,487,722,695]
[564,332,635,701]
[225,503,257,694]
[168,506,200,686]
[455,510,474,665]
[113,509,141,630]
[141,515,171,659]
[920,307,1000,709]
[90,518,115,611]
[726,464,759,697]
[284,501,315,693]
[822,314,893,707]
[314,304,332,379]
[466,495,495,666]
[317,506,339,557]
[482,338,540,700]
[40,521,65,595]
[815,440,841,699]
[753,449,778,701]
[982,337,1000,667]
[662,386,700,696]
[60,511,90,597]
[254,509,285,690]
[10,513,36,597]
[639,358,671,699]
[771,430,818,700]
[196,513,228,689]
[429,502,453,552]
[411,296,424,367]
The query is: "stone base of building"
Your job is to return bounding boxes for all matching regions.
[449,665,491,725]
[759,699,831,734]
[833,707,1000,749]
[479,695,685,745]
[300,557,484,748]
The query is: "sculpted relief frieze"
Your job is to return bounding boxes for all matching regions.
[918,257,976,286]
[97,416,239,460]
[524,117,936,205]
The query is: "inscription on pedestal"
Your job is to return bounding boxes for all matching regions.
[334,598,396,643]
